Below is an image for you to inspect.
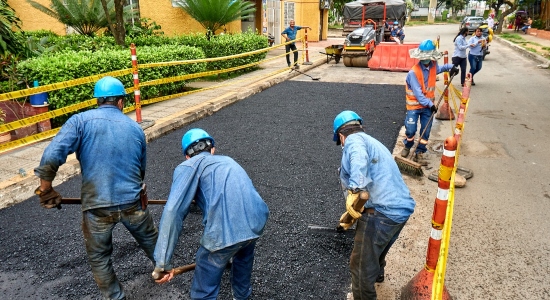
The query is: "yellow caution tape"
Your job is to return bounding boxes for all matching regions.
[0,69,132,102]
[0,128,60,154]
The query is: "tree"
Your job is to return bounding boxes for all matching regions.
[486,0,519,33]
[0,0,23,55]
[26,0,130,37]
[100,0,126,45]
[173,0,256,40]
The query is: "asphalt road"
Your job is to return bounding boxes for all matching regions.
[0,82,405,300]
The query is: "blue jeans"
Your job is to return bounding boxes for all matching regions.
[468,53,483,78]
[403,108,432,154]
[285,43,298,67]
[350,210,406,300]
[191,239,257,300]
[82,201,158,300]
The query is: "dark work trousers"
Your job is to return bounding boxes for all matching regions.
[285,43,298,67]
[452,56,467,85]
[350,209,407,300]
[82,201,158,300]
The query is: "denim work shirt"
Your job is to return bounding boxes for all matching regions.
[468,35,485,56]
[406,61,454,107]
[453,35,469,58]
[281,26,302,42]
[339,132,415,223]
[34,106,146,211]
[154,152,269,271]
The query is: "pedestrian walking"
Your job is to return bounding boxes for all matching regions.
[33,76,158,300]
[468,28,486,86]
[332,110,416,300]
[152,128,269,300]
[281,20,311,68]
[452,28,470,87]
[402,40,458,165]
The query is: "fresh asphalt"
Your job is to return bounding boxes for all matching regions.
[0,81,405,299]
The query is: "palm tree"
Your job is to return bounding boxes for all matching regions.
[0,0,23,55]
[174,0,256,40]
[26,0,132,36]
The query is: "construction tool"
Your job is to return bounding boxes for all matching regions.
[394,73,456,177]
[289,68,320,81]
[152,263,196,280]
[308,189,369,236]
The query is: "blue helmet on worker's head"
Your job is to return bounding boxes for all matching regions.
[409,39,443,61]
[333,110,363,144]
[93,76,127,98]
[181,128,215,157]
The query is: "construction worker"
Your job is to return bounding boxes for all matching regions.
[390,21,405,44]
[332,110,416,300]
[281,20,311,68]
[153,128,269,300]
[401,40,459,165]
[33,76,158,300]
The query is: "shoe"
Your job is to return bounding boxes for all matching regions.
[294,64,300,69]
[376,274,385,283]
[401,147,410,158]
[413,152,429,166]
[471,81,476,86]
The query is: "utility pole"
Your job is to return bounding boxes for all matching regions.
[428,0,437,23]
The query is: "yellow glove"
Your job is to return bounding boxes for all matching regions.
[339,212,357,230]
[346,190,364,219]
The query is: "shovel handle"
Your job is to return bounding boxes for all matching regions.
[152,263,196,280]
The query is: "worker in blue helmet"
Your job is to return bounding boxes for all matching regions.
[153,128,269,300]
[34,76,158,300]
[332,110,415,299]
[390,21,405,44]
[403,39,459,165]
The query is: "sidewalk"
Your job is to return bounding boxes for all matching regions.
[0,38,345,208]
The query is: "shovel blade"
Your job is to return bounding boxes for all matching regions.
[308,224,355,237]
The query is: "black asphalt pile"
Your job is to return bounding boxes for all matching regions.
[0,81,405,299]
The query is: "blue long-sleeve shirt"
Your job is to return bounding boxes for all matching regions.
[34,106,146,211]
[405,61,454,107]
[154,152,269,271]
[339,132,415,223]
[453,35,469,58]
[468,35,485,56]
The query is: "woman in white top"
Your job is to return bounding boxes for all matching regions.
[452,28,469,87]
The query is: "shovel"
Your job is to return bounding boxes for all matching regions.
[289,67,321,81]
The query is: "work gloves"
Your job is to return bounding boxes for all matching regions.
[339,190,367,230]
[450,65,460,77]
[35,186,62,209]
[430,105,438,114]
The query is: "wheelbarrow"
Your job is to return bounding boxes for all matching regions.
[320,44,344,64]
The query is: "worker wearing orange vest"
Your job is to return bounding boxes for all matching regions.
[401,40,458,165]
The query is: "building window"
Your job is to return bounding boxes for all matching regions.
[284,2,294,27]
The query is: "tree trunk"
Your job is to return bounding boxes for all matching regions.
[100,0,125,46]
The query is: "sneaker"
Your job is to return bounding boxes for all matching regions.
[413,152,429,166]
[294,64,300,69]
[376,274,385,283]
[401,147,410,157]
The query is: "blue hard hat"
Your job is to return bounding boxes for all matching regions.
[394,21,399,25]
[419,39,436,51]
[333,111,363,142]
[181,128,215,155]
[93,76,127,98]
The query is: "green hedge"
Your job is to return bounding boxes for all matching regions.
[17,45,206,125]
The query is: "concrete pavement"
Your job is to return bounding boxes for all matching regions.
[0,38,345,208]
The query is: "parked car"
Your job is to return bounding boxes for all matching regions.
[460,16,485,33]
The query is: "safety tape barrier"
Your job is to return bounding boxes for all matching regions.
[0,127,61,154]
[0,69,133,102]
[0,39,304,153]
[432,80,471,300]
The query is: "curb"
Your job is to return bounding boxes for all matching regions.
[493,35,549,65]
[0,58,326,209]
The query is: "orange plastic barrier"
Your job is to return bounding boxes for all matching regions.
[368,42,420,72]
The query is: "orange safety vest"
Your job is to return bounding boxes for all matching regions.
[405,63,436,110]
